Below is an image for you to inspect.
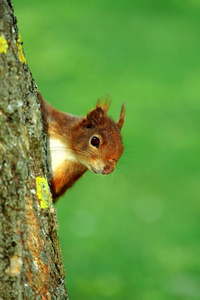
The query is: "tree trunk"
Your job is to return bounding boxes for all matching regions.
[0,0,68,299]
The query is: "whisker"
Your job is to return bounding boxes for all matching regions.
[115,166,129,180]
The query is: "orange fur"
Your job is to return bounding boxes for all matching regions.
[38,91,125,201]
[50,161,87,200]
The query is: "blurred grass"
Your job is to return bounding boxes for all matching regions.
[14,0,200,299]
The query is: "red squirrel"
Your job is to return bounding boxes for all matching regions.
[38,92,125,201]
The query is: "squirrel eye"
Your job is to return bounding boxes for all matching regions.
[91,136,100,148]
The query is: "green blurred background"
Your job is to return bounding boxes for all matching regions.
[14,1,200,299]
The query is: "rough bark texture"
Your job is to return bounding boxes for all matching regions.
[0,0,68,299]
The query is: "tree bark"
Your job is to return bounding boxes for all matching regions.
[0,0,68,299]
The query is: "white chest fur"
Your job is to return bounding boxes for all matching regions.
[47,137,78,176]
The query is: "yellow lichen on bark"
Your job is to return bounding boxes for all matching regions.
[36,177,52,209]
[0,35,8,53]
[17,34,27,64]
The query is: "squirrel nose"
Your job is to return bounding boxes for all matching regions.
[103,159,116,175]
[103,165,114,175]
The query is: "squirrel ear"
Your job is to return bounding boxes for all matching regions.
[87,107,105,124]
[87,99,110,125]
[117,103,125,129]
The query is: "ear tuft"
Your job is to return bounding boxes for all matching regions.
[96,97,111,116]
[117,103,125,129]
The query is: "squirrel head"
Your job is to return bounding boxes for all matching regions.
[70,100,125,175]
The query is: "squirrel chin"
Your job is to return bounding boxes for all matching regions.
[89,166,101,175]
